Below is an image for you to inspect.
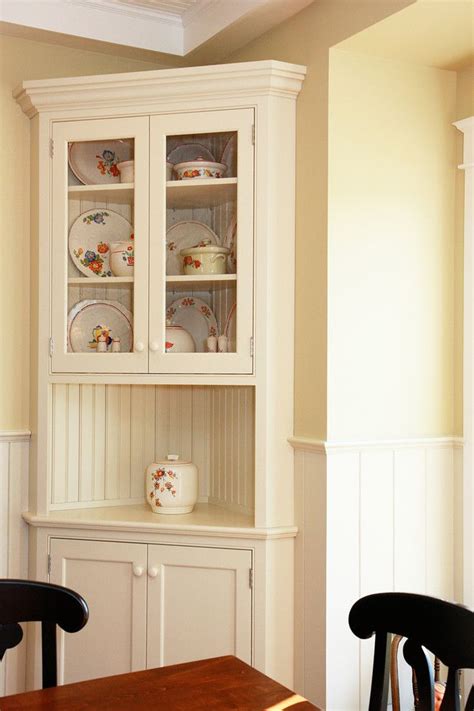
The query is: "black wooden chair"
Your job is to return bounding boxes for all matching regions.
[349,592,474,711]
[0,579,89,688]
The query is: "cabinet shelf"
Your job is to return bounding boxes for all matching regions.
[68,276,133,284]
[166,274,236,286]
[166,178,237,208]
[68,183,134,203]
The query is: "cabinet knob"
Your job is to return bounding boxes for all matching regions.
[150,341,160,352]
[135,341,145,352]
[133,565,144,577]
[148,567,159,578]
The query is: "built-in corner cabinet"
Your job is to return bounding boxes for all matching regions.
[14,60,305,691]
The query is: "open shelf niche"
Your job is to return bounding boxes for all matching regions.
[50,383,255,525]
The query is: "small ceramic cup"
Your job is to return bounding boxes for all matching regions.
[110,240,134,277]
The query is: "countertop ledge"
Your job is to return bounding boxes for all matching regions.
[22,505,298,540]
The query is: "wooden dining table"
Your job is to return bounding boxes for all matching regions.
[0,655,321,710]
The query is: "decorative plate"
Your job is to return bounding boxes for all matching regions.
[68,139,133,185]
[69,209,133,278]
[224,303,236,353]
[167,143,215,166]
[221,134,237,176]
[166,297,217,353]
[223,215,237,274]
[67,300,133,353]
[166,221,220,275]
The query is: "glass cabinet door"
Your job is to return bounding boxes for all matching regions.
[149,109,254,374]
[51,117,149,373]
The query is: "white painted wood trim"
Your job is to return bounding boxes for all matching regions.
[288,435,463,453]
[22,512,297,539]
[0,431,31,442]
[13,61,307,118]
[455,115,474,700]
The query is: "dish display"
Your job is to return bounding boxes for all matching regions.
[68,139,133,185]
[67,300,133,353]
[224,215,237,274]
[166,221,220,275]
[166,297,217,352]
[221,135,237,176]
[224,303,236,352]
[69,209,133,278]
[167,143,214,165]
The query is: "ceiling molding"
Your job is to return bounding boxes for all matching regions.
[0,0,315,57]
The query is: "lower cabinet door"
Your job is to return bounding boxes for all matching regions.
[146,544,252,668]
[49,538,148,684]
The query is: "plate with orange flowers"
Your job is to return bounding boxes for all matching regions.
[69,209,133,278]
[68,139,133,185]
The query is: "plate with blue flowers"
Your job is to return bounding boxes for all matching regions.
[68,139,133,185]
[69,208,133,278]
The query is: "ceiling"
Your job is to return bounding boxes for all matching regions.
[0,0,315,61]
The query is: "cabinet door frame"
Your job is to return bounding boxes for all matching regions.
[146,543,253,668]
[51,116,150,373]
[149,108,255,374]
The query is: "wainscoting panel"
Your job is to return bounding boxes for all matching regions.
[291,437,459,711]
[0,432,30,697]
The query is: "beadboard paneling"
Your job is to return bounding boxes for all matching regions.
[50,384,254,513]
[293,438,458,711]
[209,386,255,514]
[0,434,30,697]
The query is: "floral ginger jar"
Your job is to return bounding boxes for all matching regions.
[146,455,198,515]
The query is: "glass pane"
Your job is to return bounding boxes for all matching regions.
[164,131,237,355]
[66,138,135,355]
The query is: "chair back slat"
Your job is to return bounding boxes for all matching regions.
[349,592,474,711]
[0,579,88,689]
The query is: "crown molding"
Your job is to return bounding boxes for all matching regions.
[13,60,307,118]
[68,0,183,25]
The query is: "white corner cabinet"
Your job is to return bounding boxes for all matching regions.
[15,60,305,691]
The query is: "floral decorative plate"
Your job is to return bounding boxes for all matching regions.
[166,297,217,352]
[166,221,220,275]
[69,209,133,278]
[67,300,133,353]
[68,139,133,185]
[224,303,236,352]
[223,215,237,274]
[221,134,237,177]
[167,143,214,166]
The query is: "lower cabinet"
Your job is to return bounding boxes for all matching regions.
[49,538,252,684]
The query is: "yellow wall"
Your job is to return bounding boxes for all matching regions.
[327,49,457,439]
[0,33,166,430]
[454,63,474,435]
[226,0,415,439]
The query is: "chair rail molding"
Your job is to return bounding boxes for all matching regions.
[455,115,474,696]
[0,430,30,697]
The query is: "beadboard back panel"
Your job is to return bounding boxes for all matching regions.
[0,433,29,697]
[50,384,254,512]
[292,438,459,711]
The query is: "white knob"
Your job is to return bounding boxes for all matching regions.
[135,341,145,352]
[150,341,160,352]
[148,567,159,578]
[133,565,144,577]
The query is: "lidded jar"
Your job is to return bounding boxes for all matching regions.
[145,455,198,515]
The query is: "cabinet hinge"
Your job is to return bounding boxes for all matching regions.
[49,337,54,357]
[250,337,254,357]
[249,568,253,589]
[47,554,51,576]
[251,125,255,145]
[49,138,54,159]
